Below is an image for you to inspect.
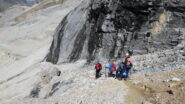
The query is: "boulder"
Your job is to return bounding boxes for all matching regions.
[170,77,181,82]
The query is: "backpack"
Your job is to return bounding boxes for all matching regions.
[95,63,101,71]
[125,58,133,70]
[119,62,127,71]
[126,63,133,70]
[112,63,116,71]
[117,62,124,72]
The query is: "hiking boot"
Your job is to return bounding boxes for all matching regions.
[124,78,130,81]
[118,78,122,80]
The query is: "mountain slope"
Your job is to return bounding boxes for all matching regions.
[0,0,185,104]
[0,0,83,103]
[0,0,42,12]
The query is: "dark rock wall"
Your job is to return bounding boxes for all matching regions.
[46,0,185,64]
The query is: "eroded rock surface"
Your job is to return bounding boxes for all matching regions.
[46,0,185,64]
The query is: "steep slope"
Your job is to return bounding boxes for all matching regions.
[46,0,185,64]
[0,5,28,27]
[0,0,82,65]
[13,0,67,23]
[0,0,42,12]
[0,0,84,103]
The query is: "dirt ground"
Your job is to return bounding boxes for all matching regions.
[124,68,185,104]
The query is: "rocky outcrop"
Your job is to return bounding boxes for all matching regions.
[46,0,185,64]
[30,63,61,98]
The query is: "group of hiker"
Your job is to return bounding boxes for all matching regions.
[95,53,133,80]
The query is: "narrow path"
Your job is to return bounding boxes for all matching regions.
[123,80,147,104]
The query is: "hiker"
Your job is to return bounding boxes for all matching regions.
[116,60,127,80]
[116,53,133,80]
[95,61,102,79]
[124,53,133,79]
[108,60,116,77]
[116,60,122,78]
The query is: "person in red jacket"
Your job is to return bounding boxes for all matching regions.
[95,61,102,79]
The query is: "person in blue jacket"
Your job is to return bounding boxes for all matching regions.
[116,60,127,80]
[117,53,133,80]
[107,60,117,77]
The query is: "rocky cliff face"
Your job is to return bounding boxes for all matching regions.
[46,0,185,64]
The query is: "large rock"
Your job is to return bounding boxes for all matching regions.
[46,0,185,64]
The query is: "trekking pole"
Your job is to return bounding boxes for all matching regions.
[104,65,106,77]
[104,65,107,78]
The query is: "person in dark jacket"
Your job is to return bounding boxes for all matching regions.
[124,53,133,79]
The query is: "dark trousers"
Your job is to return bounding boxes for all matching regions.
[116,70,121,78]
[119,69,130,78]
[119,70,124,79]
[96,70,100,78]
[108,71,113,77]
[125,69,130,78]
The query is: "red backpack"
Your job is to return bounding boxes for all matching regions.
[112,63,116,71]
[95,63,101,71]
